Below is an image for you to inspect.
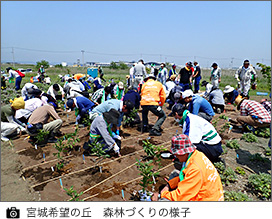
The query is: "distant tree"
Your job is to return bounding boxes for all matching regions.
[109,61,119,69]
[256,63,271,89]
[119,62,128,70]
[55,64,63,68]
[36,60,49,69]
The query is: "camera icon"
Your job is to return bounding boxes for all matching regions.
[6,207,20,218]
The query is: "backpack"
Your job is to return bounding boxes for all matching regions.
[16,70,25,78]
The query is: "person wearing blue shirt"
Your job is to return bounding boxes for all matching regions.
[183,89,214,122]
[66,96,95,125]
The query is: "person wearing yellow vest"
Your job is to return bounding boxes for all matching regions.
[152,134,224,201]
[140,73,166,136]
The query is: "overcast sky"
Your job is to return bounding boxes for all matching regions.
[1,1,271,68]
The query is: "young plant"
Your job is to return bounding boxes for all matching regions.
[235,167,245,176]
[64,127,80,151]
[220,167,237,186]
[226,139,240,149]
[221,144,228,155]
[241,133,258,143]
[141,139,167,168]
[224,191,252,201]
[219,115,229,121]
[264,147,271,156]
[53,138,65,170]
[89,139,110,159]
[34,129,50,144]
[253,128,270,138]
[248,173,271,200]
[212,117,219,128]
[123,108,139,127]
[63,186,83,201]
[213,161,226,174]
[219,122,231,134]
[136,159,159,193]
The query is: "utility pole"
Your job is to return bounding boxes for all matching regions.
[81,50,85,69]
[11,47,15,68]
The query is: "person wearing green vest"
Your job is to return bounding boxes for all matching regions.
[83,108,121,157]
[113,82,125,100]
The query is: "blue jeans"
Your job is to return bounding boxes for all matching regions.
[179,83,191,92]
[15,76,22,90]
[194,76,201,93]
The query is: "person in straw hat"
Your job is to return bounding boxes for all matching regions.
[1,97,27,141]
[234,95,271,131]
[223,85,239,104]
[152,134,224,201]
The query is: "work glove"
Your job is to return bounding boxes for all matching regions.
[113,143,120,156]
[112,132,121,140]
[62,98,65,102]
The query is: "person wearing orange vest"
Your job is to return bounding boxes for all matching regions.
[73,73,85,81]
[152,134,224,201]
[140,73,166,136]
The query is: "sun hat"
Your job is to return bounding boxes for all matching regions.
[223,85,235,93]
[234,95,246,110]
[170,134,196,155]
[211,63,218,67]
[201,80,208,87]
[118,81,124,90]
[170,75,176,81]
[103,108,120,125]
[10,97,25,110]
[182,89,194,99]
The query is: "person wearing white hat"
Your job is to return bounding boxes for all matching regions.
[183,89,215,122]
[113,81,125,100]
[223,85,239,104]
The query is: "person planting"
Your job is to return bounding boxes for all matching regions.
[172,103,223,163]
[152,134,224,201]
[84,108,122,157]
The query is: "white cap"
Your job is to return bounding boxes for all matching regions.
[182,89,194,98]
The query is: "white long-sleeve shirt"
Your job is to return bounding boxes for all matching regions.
[21,83,38,100]
[47,84,65,99]
[235,65,257,82]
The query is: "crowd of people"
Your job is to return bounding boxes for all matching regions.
[1,59,271,201]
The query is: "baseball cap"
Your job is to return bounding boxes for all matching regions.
[211,63,218,67]
[66,99,74,109]
[170,134,196,155]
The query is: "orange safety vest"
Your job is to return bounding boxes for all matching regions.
[73,74,85,80]
[161,150,224,201]
[140,79,166,106]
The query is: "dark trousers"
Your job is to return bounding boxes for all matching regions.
[179,83,191,92]
[142,105,166,131]
[15,76,22,90]
[194,141,223,163]
[194,76,201,93]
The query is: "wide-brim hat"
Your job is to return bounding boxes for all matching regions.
[118,81,124,89]
[170,75,176,81]
[103,108,120,125]
[223,85,234,93]
[234,95,246,110]
[170,134,196,155]
[201,80,208,87]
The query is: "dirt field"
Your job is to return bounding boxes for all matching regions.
[1,95,271,202]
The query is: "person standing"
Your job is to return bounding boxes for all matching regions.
[38,65,45,83]
[177,62,194,91]
[193,61,201,93]
[168,64,177,79]
[6,67,23,90]
[140,74,166,136]
[98,65,106,82]
[158,63,168,85]
[133,59,147,89]
[210,63,221,89]
[235,60,257,98]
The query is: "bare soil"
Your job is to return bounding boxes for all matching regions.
[1,95,271,201]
